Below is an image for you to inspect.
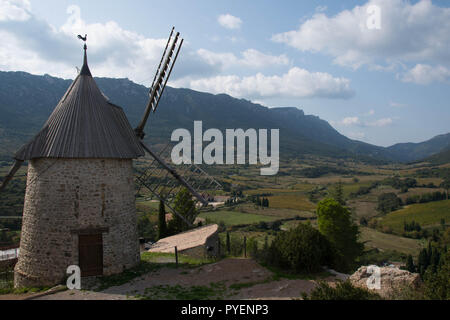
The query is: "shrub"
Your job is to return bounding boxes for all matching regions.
[263,223,333,273]
[359,217,368,226]
[377,193,402,214]
[302,280,382,300]
[247,237,259,258]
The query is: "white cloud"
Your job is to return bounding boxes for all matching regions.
[315,6,328,13]
[272,0,450,70]
[218,14,242,30]
[173,67,354,100]
[0,4,355,102]
[334,114,393,127]
[197,48,289,69]
[0,4,219,83]
[367,118,393,127]
[0,0,31,21]
[341,117,360,126]
[400,64,450,85]
[368,109,375,115]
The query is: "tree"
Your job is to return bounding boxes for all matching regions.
[137,212,156,241]
[316,198,364,272]
[440,178,450,200]
[265,222,333,273]
[377,193,402,214]
[167,188,197,235]
[226,231,231,253]
[331,181,345,205]
[406,254,415,273]
[157,200,167,240]
[359,217,368,226]
[423,251,450,300]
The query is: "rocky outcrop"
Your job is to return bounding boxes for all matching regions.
[350,266,421,298]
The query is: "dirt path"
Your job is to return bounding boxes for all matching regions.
[35,258,335,300]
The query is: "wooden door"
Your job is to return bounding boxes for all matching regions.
[78,234,103,277]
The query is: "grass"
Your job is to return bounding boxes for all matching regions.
[378,200,450,233]
[0,282,50,295]
[245,188,299,195]
[199,210,280,226]
[233,203,314,219]
[135,282,227,300]
[267,194,316,211]
[144,252,214,266]
[416,178,444,186]
[135,199,161,213]
[341,182,373,198]
[359,227,422,256]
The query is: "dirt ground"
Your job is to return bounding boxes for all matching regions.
[32,258,338,300]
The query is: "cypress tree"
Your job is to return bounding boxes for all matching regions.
[226,231,231,253]
[406,254,415,273]
[332,181,346,205]
[158,200,167,240]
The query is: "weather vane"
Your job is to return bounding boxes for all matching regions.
[77,34,87,50]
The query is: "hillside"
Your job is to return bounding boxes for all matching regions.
[0,71,448,163]
[378,200,450,234]
[387,134,450,163]
[421,147,450,165]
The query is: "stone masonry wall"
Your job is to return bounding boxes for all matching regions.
[180,230,219,259]
[14,158,140,288]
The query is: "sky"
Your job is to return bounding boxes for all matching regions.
[0,0,449,147]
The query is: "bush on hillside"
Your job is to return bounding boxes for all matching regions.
[262,222,333,273]
[302,280,382,300]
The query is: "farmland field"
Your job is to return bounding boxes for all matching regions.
[198,210,280,226]
[359,227,423,256]
[136,199,161,214]
[378,200,450,233]
[267,194,316,211]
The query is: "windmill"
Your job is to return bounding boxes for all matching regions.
[132,27,222,227]
[0,27,222,227]
[0,28,221,288]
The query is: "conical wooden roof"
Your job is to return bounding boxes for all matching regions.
[15,47,144,160]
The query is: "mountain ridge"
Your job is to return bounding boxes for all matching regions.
[0,70,448,163]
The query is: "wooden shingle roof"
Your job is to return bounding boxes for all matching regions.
[15,49,144,160]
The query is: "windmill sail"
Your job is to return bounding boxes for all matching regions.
[135,27,183,139]
[134,27,222,227]
[135,142,222,227]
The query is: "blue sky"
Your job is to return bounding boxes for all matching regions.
[1,0,449,147]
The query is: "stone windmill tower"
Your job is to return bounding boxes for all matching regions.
[0,29,219,288]
[11,40,145,287]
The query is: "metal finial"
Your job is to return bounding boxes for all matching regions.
[78,34,91,76]
[77,34,87,50]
